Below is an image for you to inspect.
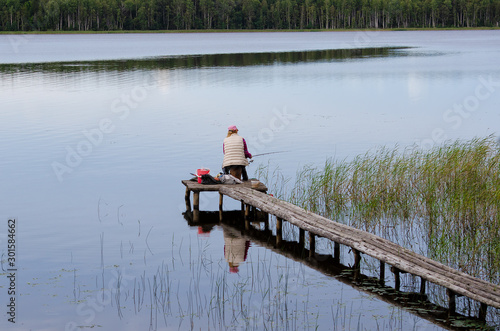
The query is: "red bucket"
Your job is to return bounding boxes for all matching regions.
[196,168,210,183]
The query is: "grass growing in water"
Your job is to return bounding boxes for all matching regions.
[257,136,500,284]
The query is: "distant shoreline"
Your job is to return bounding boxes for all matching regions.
[1,27,499,35]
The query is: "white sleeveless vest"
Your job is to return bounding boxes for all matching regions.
[223,134,249,167]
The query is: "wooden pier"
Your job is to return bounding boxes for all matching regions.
[182,180,500,319]
[182,179,268,222]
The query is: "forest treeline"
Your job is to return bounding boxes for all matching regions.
[1,0,499,31]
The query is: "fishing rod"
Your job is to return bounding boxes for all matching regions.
[249,151,289,163]
[252,151,289,157]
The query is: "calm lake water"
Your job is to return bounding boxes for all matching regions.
[1,31,499,330]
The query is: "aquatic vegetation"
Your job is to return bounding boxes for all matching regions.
[258,136,500,284]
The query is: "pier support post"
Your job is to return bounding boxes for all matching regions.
[353,249,361,280]
[379,261,385,285]
[219,193,224,221]
[309,232,316,258]
[245,204,251,230]
[185,188,191,212]
[299,229,305,247]
[447,289,456,315]
[478,303,488,321]
[193,192,200,222]
[420,277,426,295]
[333,242,340,263]
[185,188,191,208]
[276,217,283,246]
[393,267,401,291]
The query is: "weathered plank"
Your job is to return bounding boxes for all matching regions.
[181,179,268,192]
[218,185,500,309]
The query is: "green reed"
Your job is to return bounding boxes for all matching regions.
[259,136,500,283]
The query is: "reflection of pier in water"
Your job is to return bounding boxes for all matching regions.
[183,209,495,330]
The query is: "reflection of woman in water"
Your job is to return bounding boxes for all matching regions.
[223,225,250,273]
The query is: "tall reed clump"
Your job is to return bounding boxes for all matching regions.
[265,136,500,283]
[417,137,500,283]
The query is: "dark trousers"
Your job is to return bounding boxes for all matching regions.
[223,165,248,181]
